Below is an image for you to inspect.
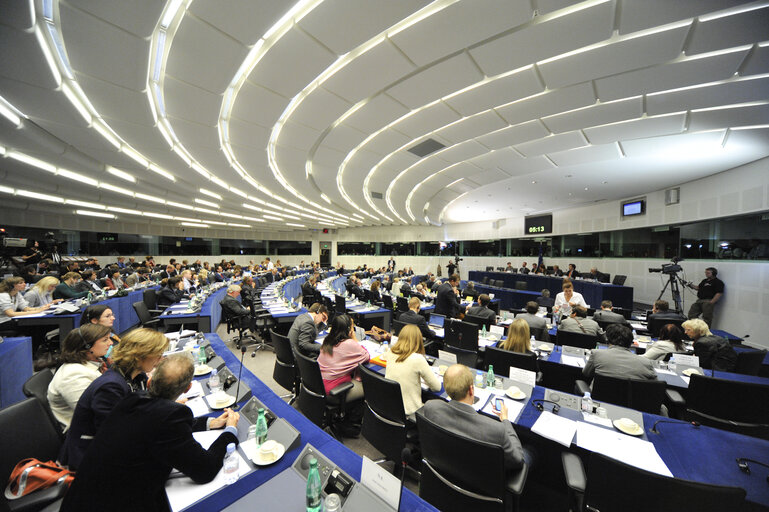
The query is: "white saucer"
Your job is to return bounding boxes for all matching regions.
[613,418,643,436]
[682,368,702,376]
[537,344,553,353]
[250,443,286,466]
[194,365,212,376]
[484,334,498,341]
[505,386,526,400]
[207,393,235,409]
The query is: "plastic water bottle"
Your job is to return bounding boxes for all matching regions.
[223,443,239,484]
[581,392,593,414]
[255,408,268,448]
[209,369,220,393]
[306,457,322,512]
[530,335,536,344]
[486,365,495,387]
[632,329,637,339]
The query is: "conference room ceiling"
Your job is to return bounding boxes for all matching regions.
[0,0,768,232]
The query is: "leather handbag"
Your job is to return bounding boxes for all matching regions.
[4,458,74,500]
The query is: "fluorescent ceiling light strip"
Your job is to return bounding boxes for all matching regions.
[143,212,173,219]
[173,217,200,222]
[136,192,165,204]
[160,0,184,28]
[172,146,191,166]
[0,95,23,126]
[100,183,134,197]
[34,25,61,86]
[93,121,120,148]
[203,220,226,225]
[58,168,98,186]
[107,207,141,215]
[61,83,92,124]
[106,166,136,183]
[166,201,194,210]
[227,223,251,228]
[66,199,105,209]
[699,2,769,21]
[194,198,219,208]
[7,151,56,173]
[148,163,175,181]
[76,209,114,218]
[286,223,305,228]
[191,163,210,179]
[218,212,244,219]
[0,185,15,194]
[180,222,209,228]
[121,146,148,168]
[196,207,219,215]
[200,189,223,200]
[17,189,64,203]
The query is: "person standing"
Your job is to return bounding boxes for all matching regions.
[686,267,724,327]
[434,274,461,318]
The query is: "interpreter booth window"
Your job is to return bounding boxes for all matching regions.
[159,237,213,256]
[506,238,552,258]
[680,214,769,260]
[337,242,375,256]
[381,242,416,256]
[597,228,680,259]
[462,239,502,257]
[219,239,267,256]
[267,241,312,255]
[553,234,600,258]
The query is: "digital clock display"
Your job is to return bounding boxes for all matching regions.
[524,214,552,235]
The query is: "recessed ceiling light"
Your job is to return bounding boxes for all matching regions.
[531,180,537,184]
[584,187,589,191]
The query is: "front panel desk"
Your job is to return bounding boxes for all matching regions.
[160,285,228,333]
[177,334,435,512]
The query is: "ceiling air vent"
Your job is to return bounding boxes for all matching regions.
[371,191,383,200]
[407,138,445,158]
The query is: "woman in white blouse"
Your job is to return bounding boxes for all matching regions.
[23,276,63,308]
[553,280,587,319]
[47,323,113,431]
[643,324,686,361]
[0,276,52,332]
[384,324,441,420]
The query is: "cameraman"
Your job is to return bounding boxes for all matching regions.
[686,267,724,327]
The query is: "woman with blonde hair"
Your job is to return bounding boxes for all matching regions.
[682,318,737,371]
[24,275,63,307]
[384,324,441,419]
[60,328,169,469]
[47,324,113,430]
[498,318,534,354]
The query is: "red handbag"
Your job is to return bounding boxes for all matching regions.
[4,458,74,500]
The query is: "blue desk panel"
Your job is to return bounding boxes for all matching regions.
[0,337,33,408]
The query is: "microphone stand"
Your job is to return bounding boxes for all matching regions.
[232,346,247,411]
[398,448,410,511]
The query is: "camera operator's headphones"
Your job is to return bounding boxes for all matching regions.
[77,326,92,350]
[707,267,718,276]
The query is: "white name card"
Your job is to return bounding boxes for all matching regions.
[361,456,401,510]
[671,354,699,367]
[438,350,457,364]
[490,325,505,337]
[509,367,537,388]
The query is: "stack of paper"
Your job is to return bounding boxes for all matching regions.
[531,411,578,447]
[575,422,672,476]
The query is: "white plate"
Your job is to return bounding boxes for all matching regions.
[484,334,498,341]
[682,368,702,376]
[537,344,553,353]
[505,386,526,400]
[207,394,235,409]
[613,418,643,436]
[243,442,287,466]
[194,365,212,376]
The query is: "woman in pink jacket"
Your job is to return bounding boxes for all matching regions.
[318,314,370,401]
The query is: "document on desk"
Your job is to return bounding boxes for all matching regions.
[184,396,210,418]
[630,322,646,330]
[166,330,198,340]
[166,431,249,512]
[481,396,525,423]
[575,422,672,477]
[561,355,586,368]
[531,411,577,447]
[179,380,204,400]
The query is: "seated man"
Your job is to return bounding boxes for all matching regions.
[518,262,529,274]
[461,282,479,300]
[516,301,550,341]
[465,294,496,324]
[505,262,515,272]
[220,285,250,328]
[591,300,628,325]
[583,324,656,381]
[647,299,686,322]
[558,306,602,338]
[399,297,434,339]
[420,364,526,471]
[60,354,239,512]
[157,276,185,308]
[288,303,328,358]
[535,289,554,308]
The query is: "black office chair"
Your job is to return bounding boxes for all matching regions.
[612,274,627,286]
[396,296,409,314]
[464,314,492,331]
[132,301,165,331]
[538,360,584,394]
[0,398,68,511]
[575,373,668,414]
[514,281,527,290]
[482,276,489,284]
[683,374,769,439]
[382,294,394,312]
[358,364,417,476]
[270,329,299,404]
[530,326,551,342]
[441,345,480,369]
[647,317,686,338]
[494,280,505,287]
[444,320,479,352]
[555,330,598,350]
[293,349,357,437]
[22,369,63,438]
[483,347,538,376]
[220,305,256,350]
[562,451,746,512]
[734,349,767,376]
[416,411,528,512]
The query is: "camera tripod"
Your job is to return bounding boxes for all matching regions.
[656,272,688,314]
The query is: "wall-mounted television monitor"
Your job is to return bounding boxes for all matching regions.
[622,198,646,217]
[524,214,553,234]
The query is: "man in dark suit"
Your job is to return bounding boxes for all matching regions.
[159,264,176,280]
[591,300,628,325]
[349,276,364,300]
[288,303,328,358]
[519,262,529,274]
[461,282,479,300]
[60,354,240,512]
[157,276,185,308]
[647,300,686,322]
[465,294,496,324]
[399,297,434,339]
[302,276,316,299]
[434,274,461,318]
[220,285,251,330]
[420,364,525,471]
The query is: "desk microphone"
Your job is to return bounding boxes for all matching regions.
[650,419,700,434]
[398,448,411,511]
[232,346,247,411]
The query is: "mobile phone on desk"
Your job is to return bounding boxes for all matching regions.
[493,397,504,412]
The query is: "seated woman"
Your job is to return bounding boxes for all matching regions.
[157,276,185,308]
[53,272,90,300]
[683,318,737,371]
[318,315,369,400]
[643,324,685,361]
[24,275,63,308]
[498,318,535,355]
[60,328,168,469]
[81,305,121,345]
[104,267,124,291]
[553,279,586,319]
[369,280,382,303]
[47,324,112,431]
[198,269,211,286]
[383,324,441,420]
[0,276,52,334]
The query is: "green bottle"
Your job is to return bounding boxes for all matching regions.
[481,324,487,338]
[255,408,268,447]
[306,457,322,512]
[487,365,495,387]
